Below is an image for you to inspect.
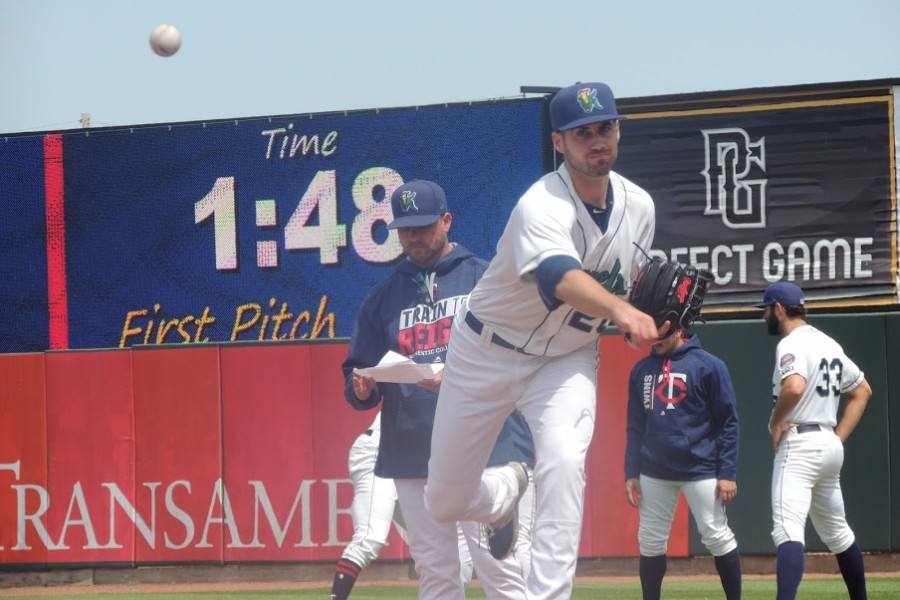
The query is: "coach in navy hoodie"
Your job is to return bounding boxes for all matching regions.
[342,179,534,600]
[624,329,742,600]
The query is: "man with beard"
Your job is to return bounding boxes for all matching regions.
[757,281,871,600]
[425,82,664,599]
[342,179,535,600]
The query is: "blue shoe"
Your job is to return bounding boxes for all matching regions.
[487,462,528,560]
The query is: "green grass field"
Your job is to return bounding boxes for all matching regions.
[5,577,899,599]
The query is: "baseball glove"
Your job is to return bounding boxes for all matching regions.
[628,258,713,335]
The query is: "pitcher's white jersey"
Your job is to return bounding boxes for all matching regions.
[771,324,865,426]
[467,164,655,356]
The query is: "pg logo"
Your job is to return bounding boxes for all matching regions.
[701,128,767,229]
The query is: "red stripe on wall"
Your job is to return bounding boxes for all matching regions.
[44,134,69,350]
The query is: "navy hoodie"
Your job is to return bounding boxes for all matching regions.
[625,334,739,482]
[342,243,534,479]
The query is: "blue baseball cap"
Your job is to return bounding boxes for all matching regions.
[387,180,448,230]
[550,82,624,131]
[755,281,805,307]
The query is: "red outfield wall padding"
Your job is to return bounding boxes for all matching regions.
[220,343,319,562]
[0,353,48,565]
[43,350,135,564]
[131,345,223,563]
[217,342,402,562]
[0,340,672,566]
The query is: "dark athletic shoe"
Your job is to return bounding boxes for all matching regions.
[487,461,528,560]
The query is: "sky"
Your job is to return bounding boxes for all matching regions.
[1,0,898,134]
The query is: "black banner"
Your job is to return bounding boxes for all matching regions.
[615,96,895,312]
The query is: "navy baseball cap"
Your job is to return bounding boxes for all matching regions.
[755,281,805,307]
[550,82,624,131]
[387,180,448,230]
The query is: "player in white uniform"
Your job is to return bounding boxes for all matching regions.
[330,412,407,599]
[757,281,872,600]
[330,411,493,599]
[425,81,663,599]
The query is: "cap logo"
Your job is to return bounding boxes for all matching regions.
[399,190,418,212]
[577,87,604,114]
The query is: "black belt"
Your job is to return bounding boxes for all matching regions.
[464,312,529,355]
[796,424,821,434]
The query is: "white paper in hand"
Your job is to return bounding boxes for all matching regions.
[354,351,443,383]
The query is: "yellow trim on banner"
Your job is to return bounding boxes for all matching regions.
[624,95,893,120]
[890,88,899,302]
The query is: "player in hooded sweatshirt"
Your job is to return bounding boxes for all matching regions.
[625,327,742,600]
[343,179,535,600]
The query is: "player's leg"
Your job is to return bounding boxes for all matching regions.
[636,475,681,600]
[834,541,867,600]
[515,346,598,600]
[456,524,474,589]
[426,315,528,525]
[392,500,409,543]
[394,479,465,600]
[331,429,396,600]
[713,548,742,600]
[682,478,741,600]
[771,431,818,600]
[459,517,526,600]
[808,434,867,600]
[455,468,535,598]
[513,468,534,584]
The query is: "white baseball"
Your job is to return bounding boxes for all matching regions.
[150,24,182,57]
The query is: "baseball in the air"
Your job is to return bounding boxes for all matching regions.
[149,24,182,57]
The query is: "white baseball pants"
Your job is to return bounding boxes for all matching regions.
[637,475,738,557]
[341,427,405,568]
[426,309,597,600]
[771,425,855,553]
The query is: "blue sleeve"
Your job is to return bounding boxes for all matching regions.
[624,364,646,479]
[709,357,740,480]
[341,293,385,411]
[535,255,582,311]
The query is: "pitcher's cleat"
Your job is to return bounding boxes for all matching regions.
[487,461,528,559]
